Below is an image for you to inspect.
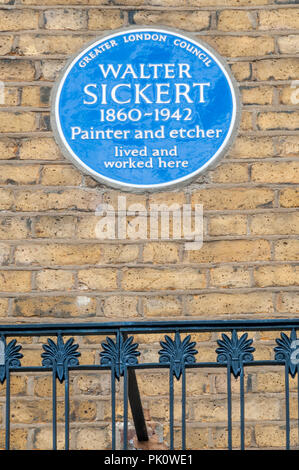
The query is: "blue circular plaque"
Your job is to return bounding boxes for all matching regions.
[51,26,240,191]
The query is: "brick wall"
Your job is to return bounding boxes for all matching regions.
[0,0,298,450]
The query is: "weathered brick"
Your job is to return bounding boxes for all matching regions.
[210,266,251,288]
[143,242,179,264]
[209,215,247,236]
[0,9,39,31]
[210,163,249,183]
[143,295,182,317]
[13,296,97,317]
[122,268,206,291]
[0,164,39,184]
[32,427,65,450]
[0,112,36,133]
[251,162,299,183]
[279,188,299,208]
[187,292,274,315]
[41,165,82,185]
[250,213,299,235]
[191,188,274,210]
[0,60,35,81]
[186,240,270,263]
[229,136,274,159]
[277,292,299,314]
[0,217,31,239]
[0,271,31,292]
[241,86,273,105]
[34,216,76,238]
[98,244,139,264]
[19,138,61,160]
[36,269,75,291]
[0,138,18,159]
[76,427,109,450]
[0,428,28,450]
[279,85,299,106]
[44,9,88,30]
[0,35,13,55]
[102,295,139,318]
[88,9,125,30]
[0,297,9,317]
[277,136,299,158]
[230,62,251,81]
[205,36,274,58]
[78,268,118,291]
[21,86,51,107]
[275,239,299,261]
[257,112,299,131]
[40,60,65,80]
[14,189,101,211]
[15,243,102,265]
[0,87,19,107]
[278,35,299,54]
[258,9,299,30]
[254,265,298,287]
[132,10,211,31]
[217,10,255,31]
[18,34,93,56]
[255,424,292,448]
[254,59,299,80]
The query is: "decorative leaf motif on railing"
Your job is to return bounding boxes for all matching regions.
[100,334,140,380]
[41,335,80,383]
[0,335,23,384]
[216,330,255,378]
[274,329,299,378]
[158,332,198,379]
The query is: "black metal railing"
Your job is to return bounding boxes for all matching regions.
[1,319,299,450]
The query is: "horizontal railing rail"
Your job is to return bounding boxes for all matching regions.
[1,319,299,450]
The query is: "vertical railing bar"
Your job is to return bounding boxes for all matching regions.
[5,364,10,450]
[285,365,290,450]
[227,363,232,450]
[111,365,116,451]
[65,367,70,450]
[169,368,174,450]
[240,368,245,450]
[181,366,186,451]
[123,366,128,450]
[52,368,57,450]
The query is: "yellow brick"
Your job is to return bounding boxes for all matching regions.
[0,35,13,55]
[0,138,18,159]
[0,112,36,133]
[15,189,101,211]
[88,9,125,30]
[275,239,299,261]
[254,59,299,80]
[143,295,182,317]
[217,10,255,31]
[230,62,251,81]
[122,268,206,291]
[13,296,97,317]
[21,86,51,107]
[251,162,299,183]
[241,86,273,105]
[15,243,102,265]
[210,163,249,183]
[188,292,274,315]
[250,213,299,235]
[0,60,35,81]
[210,266,251,288]
[0,217,31,239]
[240,111,253,131]
[19,138,61,160]
[102,295,139,318]
[35,216,76,238]
[78,268,118,291]
[36,269,75,291]
[0,9,39,30]
[256,371,285,393]
[205,36,274,58]
[44,9,87,30]
[0,87,19,107]
[41,165,82,185]
[18,34,92,56]
[0,188,14,210]
[100,244,139,264]
[32,427,65,450]
[279,188,299,208]
[209,215,247,236]
[41,59,65,80]
[0,298,9,317]
[278,35,299,54]
[277,136,299,157]
[185,427,209,450]
[229,136,274,159]
[259,9,299,30]
[0,428,28,450]
[277,292,299,314]
[257,112,299,131]
[0,165,39,184]
[186,240,270,263]
[143,242,179,264]
[191,188,274,210]
[0,271,31,292]
[211,426,252,449]
[279,85,299,106]
[132,10,211,31]
[254,265,298,287]
[255,425,290,448]
[76,427,109,450]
